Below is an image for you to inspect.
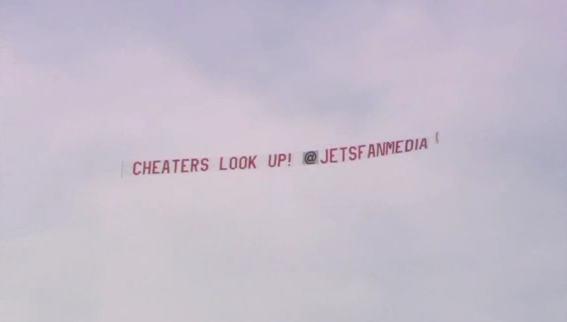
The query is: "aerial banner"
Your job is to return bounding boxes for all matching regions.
[121,131,440,177]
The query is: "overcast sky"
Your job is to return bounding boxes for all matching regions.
[1,0,566,321]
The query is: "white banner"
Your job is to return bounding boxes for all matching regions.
[121,132,440,177]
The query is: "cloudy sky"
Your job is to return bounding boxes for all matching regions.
[1,0,566,321]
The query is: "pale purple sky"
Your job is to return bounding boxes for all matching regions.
[1,1,566,321]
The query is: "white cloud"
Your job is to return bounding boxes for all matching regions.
[1,1,565,321]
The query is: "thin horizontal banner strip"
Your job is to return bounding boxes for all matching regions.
[121,132,439,177]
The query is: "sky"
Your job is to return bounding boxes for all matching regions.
[0,0,566,321]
